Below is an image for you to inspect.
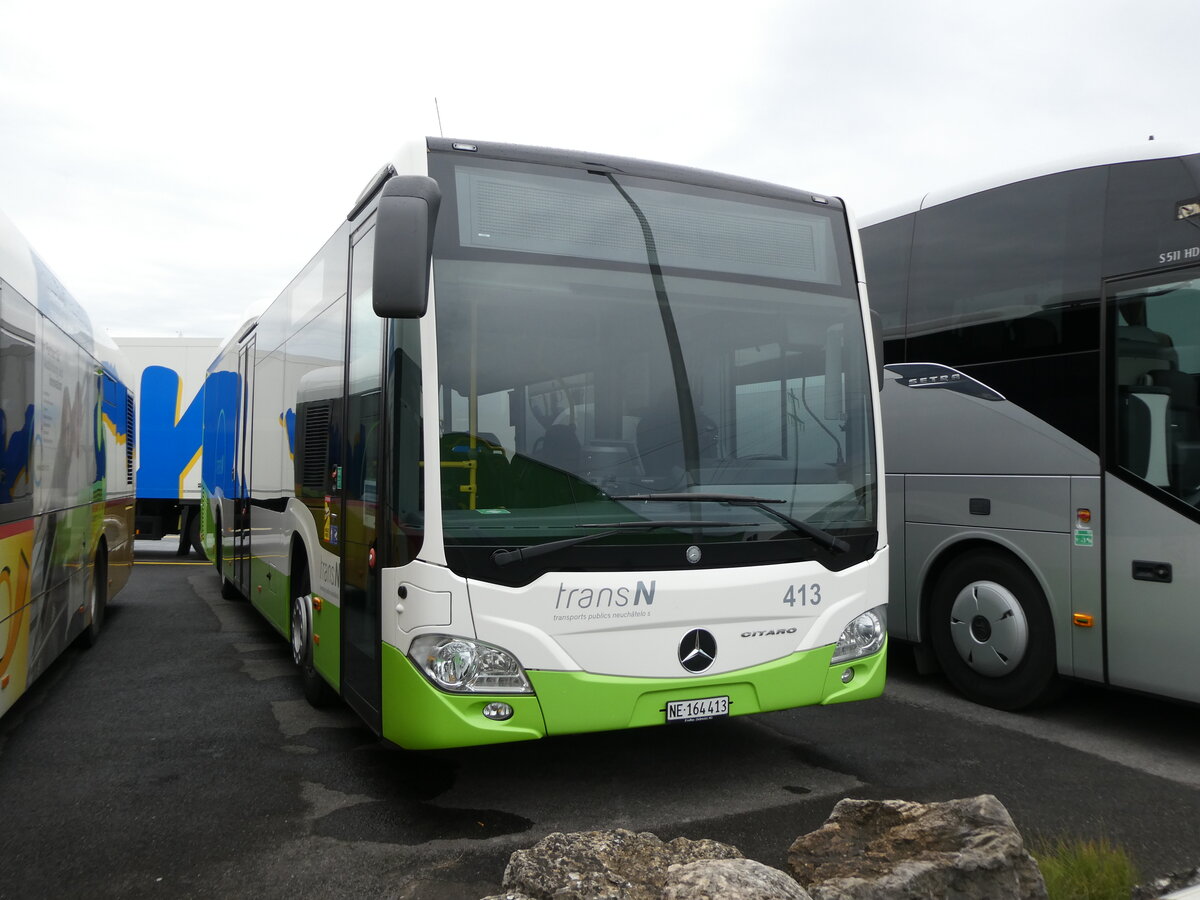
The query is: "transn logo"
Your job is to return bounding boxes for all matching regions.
[555,580,656,610]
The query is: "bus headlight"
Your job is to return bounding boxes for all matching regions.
[830,605,887,664]
[408,635,533,694]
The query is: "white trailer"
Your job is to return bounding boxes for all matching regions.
[114,336,222,555]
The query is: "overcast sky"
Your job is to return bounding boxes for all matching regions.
[1,0,1197,340]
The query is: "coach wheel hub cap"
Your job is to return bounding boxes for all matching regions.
[948,580,1028,677]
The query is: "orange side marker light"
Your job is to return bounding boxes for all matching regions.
[1073,613,1095,627]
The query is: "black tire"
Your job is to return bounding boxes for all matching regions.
[187,508,204,558]
[290,558,335,707]
[220,575,241,600]
[928,550,1059,711]
[81,545,107,648]
[215,514,241,600]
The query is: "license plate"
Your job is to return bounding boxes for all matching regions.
[666,695,729,723]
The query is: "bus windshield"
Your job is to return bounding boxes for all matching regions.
[430,155,876,578]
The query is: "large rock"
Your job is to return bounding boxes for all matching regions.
[663,858,813,899]
[1131,867,1200,899]
[499,828,744,900]
[786,795,1047,900]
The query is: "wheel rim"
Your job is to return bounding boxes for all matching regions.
[290,594,309,666]
[948,580,1029,676]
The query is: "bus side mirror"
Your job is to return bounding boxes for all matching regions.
[372,176,442,319]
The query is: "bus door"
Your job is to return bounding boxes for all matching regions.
[340,221,384,727]
[234,335,255,594]
[1105,267,1200,702]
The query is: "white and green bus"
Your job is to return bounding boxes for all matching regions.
[862,142,1200,710]
[1,207,135,720]
[202,138,888,750]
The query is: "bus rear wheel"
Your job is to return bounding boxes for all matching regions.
[215,514,240,600]
[929,550,1059,710]
[81,544,108,648]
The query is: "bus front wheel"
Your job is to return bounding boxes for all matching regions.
[290,573,334,708]
[929,550,1059,711]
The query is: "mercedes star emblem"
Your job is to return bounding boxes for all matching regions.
[678,628,717,673]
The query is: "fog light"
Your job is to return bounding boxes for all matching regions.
[840,668,854,684]
[482,702,514,721]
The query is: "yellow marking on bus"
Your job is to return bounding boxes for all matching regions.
[134,560,211,566]
[178,447,202,500]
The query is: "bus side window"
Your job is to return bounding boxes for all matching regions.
[906,168,1105,368]
[0,297,35,513]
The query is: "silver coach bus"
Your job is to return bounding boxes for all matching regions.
[861,142,1200,709]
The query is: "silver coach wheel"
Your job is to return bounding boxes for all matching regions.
[948,579,1029,677]
[290,593,311,667]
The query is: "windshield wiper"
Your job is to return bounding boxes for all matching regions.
[491,520,753,568]
[614,493,851,553]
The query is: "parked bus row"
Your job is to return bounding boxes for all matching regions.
[8,137,1197,736]
[196,137,1200,748]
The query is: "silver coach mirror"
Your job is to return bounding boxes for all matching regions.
[372,175,442,319]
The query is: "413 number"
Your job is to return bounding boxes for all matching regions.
[783,583,822,607]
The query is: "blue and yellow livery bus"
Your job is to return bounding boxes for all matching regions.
[0,207,135,720]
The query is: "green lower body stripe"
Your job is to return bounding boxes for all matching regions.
[380,639,886,750]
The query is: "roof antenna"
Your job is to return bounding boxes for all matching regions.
[435,98,445,138]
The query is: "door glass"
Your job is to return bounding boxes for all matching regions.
[1112,273,1200,506]
[235,339,254,588]
[342,224,383,716]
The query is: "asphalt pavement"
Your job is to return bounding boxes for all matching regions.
[1,539,1197,899]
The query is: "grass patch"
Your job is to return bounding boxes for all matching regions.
[1031,836,1139,900]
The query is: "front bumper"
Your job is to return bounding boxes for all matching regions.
[380,638,887,751]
